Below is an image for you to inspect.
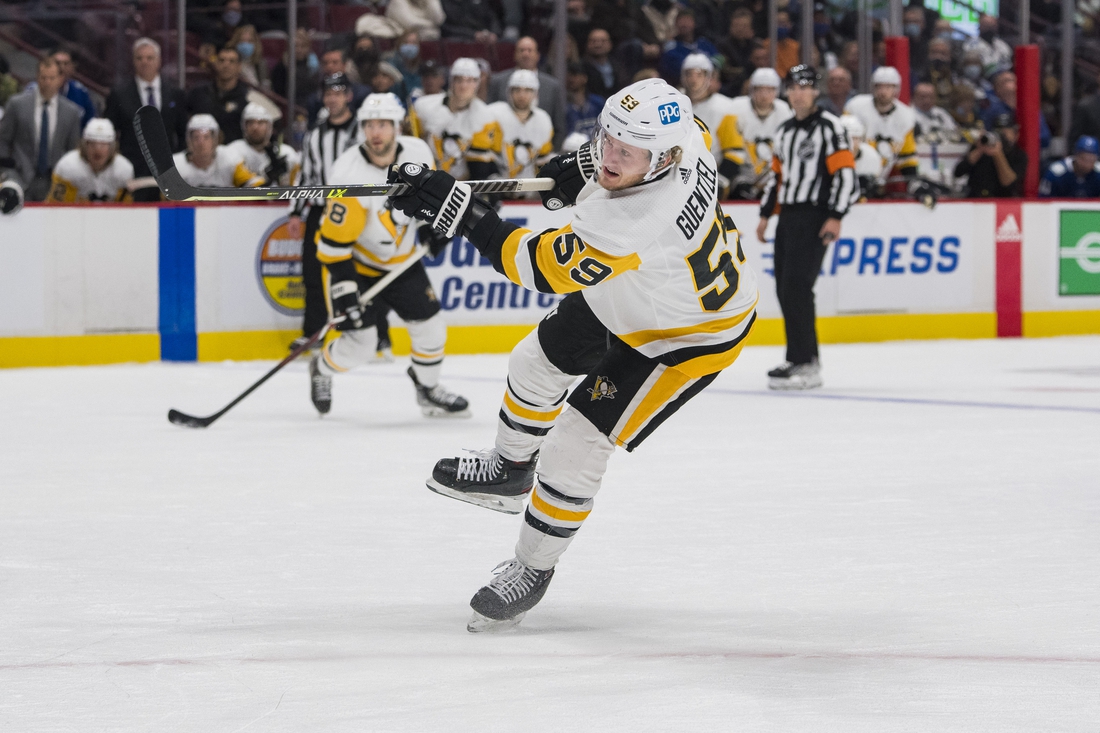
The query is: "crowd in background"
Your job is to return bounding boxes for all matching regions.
[4,0,1100,205]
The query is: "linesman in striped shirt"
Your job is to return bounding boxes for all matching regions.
[755,64,857,390]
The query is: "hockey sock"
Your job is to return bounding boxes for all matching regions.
[406,314,447,387]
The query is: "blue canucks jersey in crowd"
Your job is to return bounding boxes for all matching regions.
[1039,157,1100,198]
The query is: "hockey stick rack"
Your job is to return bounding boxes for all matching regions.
[167,248,428,428]
[133,106,554,201]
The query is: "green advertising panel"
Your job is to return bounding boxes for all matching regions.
[1059,210,1100,296]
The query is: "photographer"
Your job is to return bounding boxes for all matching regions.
[953,111,1026,198]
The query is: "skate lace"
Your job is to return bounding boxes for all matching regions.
[487,559,540,603]
[426,384,462,407]
[456,449,503,482]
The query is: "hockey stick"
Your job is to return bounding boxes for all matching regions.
[167,247,428,428]
[134,106,554,201]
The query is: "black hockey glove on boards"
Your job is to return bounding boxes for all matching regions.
[538,141,596,211]
[264,142,289,184]
[387,163,472,238]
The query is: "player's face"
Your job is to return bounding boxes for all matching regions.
[681,68,710,98]
[786,84,818,115]
[451,75,479,105]
[244,118,272,146]
[1075,151,1098,172]
[873,83,898,106]
[597,135,652,190]
[84,140,112,170]
[188,129,217,161]
[510,86,536,112]
[751,85,777,109]
[362,119,397,156]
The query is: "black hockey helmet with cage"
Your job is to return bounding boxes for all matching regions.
[787,64,820,88]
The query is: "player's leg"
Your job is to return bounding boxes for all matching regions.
[373,303,394,362]
[427,293,609,513]
[769,207,827,390]
[380,261,470,417]
[298,206,327,348]
[309,269,380,413]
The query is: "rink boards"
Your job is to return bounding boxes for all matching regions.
[1,199,1098,367]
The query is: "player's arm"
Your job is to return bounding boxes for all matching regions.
[317,198,369,328]
[46,174,79,203]
[895,128,919,177]
[466,120,501,180]
[715,114,746,177]
[535,134,555,168]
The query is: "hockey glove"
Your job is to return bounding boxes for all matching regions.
[418,224,452,256]
[327,261,364,331]
[264,143,289,184]
[0,180,24,215]
[537,141,596,210]
[387,163,472,239]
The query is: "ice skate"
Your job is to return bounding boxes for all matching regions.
[466,558,554,632]
[768,360,823,390]
[426,449,536,514]
[309,353,332,414]
[407,366,470,418]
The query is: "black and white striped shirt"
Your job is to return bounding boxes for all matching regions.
[289,114,360,217]
[760,108,858,219]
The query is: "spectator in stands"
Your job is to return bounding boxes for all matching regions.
[441,0,501,42]
[488,37,566,147]
[385,0,446,40]
[1040,135,1100,197]
[185,46,251,143]
[564,62,603,139]
[982,70,1051,149]
[272,28,321,108]
[583,28,629,99]
[228,25,269,91]
[420,60,446,97]
[658,10,718,83]
[195,0,246,62]
[388,31,426,101]
[47,118,134,203]
[683,0,725,43]
[964,14,1012,72]
[640,0,679,46]
[0,57,82,201]
[819,67,852,116]
[0,54,19,108]
[810,3,842,70]
[764,11,800,79]
[838,40,860,86]
[370,62,409,102]
[716,8,758,96]
[1069,73,1100,145]
[948,82,981,130]
[50,51,96,129]
[903,6,930,80]
[307,46,369,127]
[104,37,187,201]
[912,81,958,137]
[921,38,957,108]
[954,111,1026,198]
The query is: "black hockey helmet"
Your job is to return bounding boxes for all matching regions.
[786,64,820,87]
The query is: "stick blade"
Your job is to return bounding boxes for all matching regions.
[134,106,175,183]
[168,408,213,429]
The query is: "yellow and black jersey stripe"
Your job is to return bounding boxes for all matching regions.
[46,176,128,203]
[494,224,641,295]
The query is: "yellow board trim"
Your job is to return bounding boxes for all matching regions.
[197,330,302,361]
[503,391,563,422]
[1023,310,1100,337]
[0,333,160,368]
[530,488,591,523]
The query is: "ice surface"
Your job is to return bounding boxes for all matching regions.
[2,337,1099,732]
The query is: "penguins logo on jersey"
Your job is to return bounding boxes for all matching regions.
[588,376,617,401]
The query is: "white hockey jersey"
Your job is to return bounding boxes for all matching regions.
[844,94,918,173]
[316,136,435,274]
[854,141,884,180]
[487,101,554,179]
[172,146,253,188]
[48,150,134,202]
[691,93,745,176]
[493,121,758,375]
[728,96,793,179]
[225,139,302,186]
[412,93,501,180]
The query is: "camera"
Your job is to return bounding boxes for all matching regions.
[979,130,999,147]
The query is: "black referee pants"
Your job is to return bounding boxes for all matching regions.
[301,205,328,336]
[773,204,830,365]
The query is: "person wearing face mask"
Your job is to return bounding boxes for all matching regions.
[763,10,800,79]
[227,25,269,91]
[919,38,958,109]
[272,28,321,109]
[386,31,426,102]
[903,6,930,79]
[963,14,1012,72]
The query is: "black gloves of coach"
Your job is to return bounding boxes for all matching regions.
[537,141,596,211]
[387,163,473,239]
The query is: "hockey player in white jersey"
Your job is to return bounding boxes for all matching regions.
[309,93,469,418]
[172,114,254,188]
[843,66,918,180]
[488,70,554,180]
[225,102,301,187]
[728,67,793,196]
[839,114,884,200]
[412,58,501,180]
[47,118,134,203]
[680,53,745,198]
[387,78,759,631]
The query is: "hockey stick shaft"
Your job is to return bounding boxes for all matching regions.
[134,106,553,201]
[167,247,428,428]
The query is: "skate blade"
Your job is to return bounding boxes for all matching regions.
[420,406,473,419]
[426,478,527,515]
[768,377,822,391]
[468,609,526,633]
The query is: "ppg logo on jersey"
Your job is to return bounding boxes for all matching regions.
[657,103,681,125]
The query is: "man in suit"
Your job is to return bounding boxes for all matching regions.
[0,57,82,201]
[104,37,187,201]
[487,37,566,148]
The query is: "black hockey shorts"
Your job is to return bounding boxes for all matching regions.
[537,293,721,452]
[351,261,441,325]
